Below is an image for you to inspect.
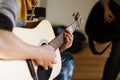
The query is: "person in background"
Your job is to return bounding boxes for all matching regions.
[101,0,120,80]
[0,0,75,80]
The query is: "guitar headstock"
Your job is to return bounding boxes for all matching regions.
[72,12,82,29]
[66,12,83,33]
[73,11,82,22]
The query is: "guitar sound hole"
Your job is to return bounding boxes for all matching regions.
[37,66,52,80]
[39,39,48,46]
[41,43,47,46]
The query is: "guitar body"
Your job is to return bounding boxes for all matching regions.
[0,20,61,80]
[0,12,81,80]
[85,1,120,43]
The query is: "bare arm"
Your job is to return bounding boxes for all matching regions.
[0,30,56,70]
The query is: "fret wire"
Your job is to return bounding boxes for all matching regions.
[49,33,64,50]
[74,22,77,30]
[71,21,77,32]
[75,21,79,29]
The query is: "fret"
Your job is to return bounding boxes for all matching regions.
[49,33,64,51]
[67,21,79,33]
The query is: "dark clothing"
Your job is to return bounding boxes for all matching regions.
[102,0,120,80]
[0,13,13,31]
[102,39,120,80]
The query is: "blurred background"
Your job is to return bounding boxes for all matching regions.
[28,0,120,80]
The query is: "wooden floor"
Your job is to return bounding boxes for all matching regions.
[71,43,120,80]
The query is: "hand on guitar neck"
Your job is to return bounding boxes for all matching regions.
[59,29,74,52]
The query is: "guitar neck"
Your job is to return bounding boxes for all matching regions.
[49,20,79,50]
[67,21,79,33]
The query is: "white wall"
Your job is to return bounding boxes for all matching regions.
[38,0,98,36]
[37,0,47,7]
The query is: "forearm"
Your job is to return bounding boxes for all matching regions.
[0,30,38,60]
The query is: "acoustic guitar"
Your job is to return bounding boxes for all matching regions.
[0,12,81,80]
[85,1,120,55]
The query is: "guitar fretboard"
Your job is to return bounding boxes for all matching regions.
[49,20,80,51]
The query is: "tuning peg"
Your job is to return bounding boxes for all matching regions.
[72,12,80,21]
